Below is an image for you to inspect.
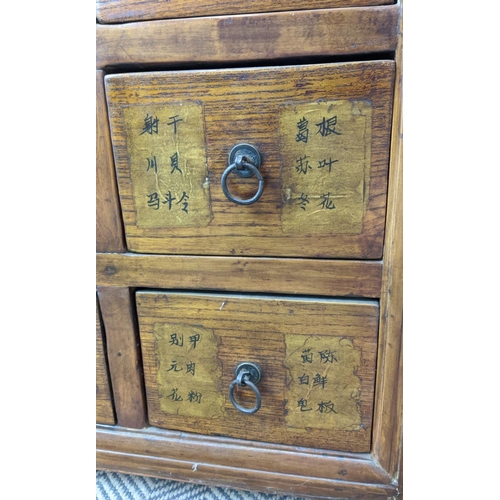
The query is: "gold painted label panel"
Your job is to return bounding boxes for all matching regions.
[153,323,224,418]
[284,335,362,431]
[279,100,372,235]
[123,102,212,228]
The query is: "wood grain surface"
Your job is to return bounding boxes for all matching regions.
[97,287,147,428]
[96,426,398,499]
[105,61,394,258]
[96,6,399,68]
[96,71,126,253]
[136,292,378,452]
[96,300,116,425]
[96,253,383,298]
[372,6,403,482]
[95,1,403,495]
[97,0,393,24]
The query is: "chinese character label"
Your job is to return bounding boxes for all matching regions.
[167,115,183,134]
[146,155,158,173]
[147,193,160,210]
[295,155,311,175]
[317,158,338,173]
[140,114,159,135]
[279,100,372,235]
[297,193,310,211]
[170,152,182,174]
[296,117,309,143]
[167,388,183,401]
[123,102,212,229]
[284,334,363,431]
[153,323,224,418]
[316,115,341,137]
[162,191,176,210]
[297,398,313,412]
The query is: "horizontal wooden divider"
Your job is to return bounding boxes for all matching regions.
[96,253,383,298]
[97,425,397,499]
[97,6,399,69]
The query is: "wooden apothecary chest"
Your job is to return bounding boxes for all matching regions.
[96,1,402,498]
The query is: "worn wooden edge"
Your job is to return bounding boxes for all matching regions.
[96,297,117,425]
[96,6,399,69]
[97,425,398,499]
[96,0,393,25]
[96,70,126,252]
[371,2,402,481]
[396,339,403,495]
[97,287,148,428]
[96,253,383,298]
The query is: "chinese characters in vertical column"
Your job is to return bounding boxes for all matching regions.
[140,111,191,216]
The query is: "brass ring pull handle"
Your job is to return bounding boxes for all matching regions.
[228,362,263,414]
[221,143,264,205]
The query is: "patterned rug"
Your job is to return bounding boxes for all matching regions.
[96,471,306,500]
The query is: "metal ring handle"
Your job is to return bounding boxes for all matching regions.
[228,370,262,414]
[221,161,264,205]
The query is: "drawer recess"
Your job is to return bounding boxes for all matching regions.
[136,291,379,453]
[106,61,394,259]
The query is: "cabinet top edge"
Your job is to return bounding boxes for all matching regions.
[96,5,400,70]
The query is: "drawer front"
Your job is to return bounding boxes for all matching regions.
[97,0,394,24]
[106,61,394,259]
[96,303,115,425]
[136,292,378,452]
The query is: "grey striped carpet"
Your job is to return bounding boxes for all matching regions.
[96,471,306,500]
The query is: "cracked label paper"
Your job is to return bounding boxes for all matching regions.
[279,100,372,235]
[123,102,212,228]
[284,335,362,431]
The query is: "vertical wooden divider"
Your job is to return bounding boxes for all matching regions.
[96,297,116,425]
[372,3,403,481]
[97,287,147,429]
[96,70,126,253]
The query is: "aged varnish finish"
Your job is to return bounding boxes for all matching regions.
[96,300,115,425]
[137,292,378,452]
[97,0,394,24]
[96,6,399,68]
[106,62,394,258]
[96,0,403,498]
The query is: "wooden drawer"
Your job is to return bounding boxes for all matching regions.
[97,0,394,24]
[136,291,378,453]
[106,61,394,259]
[96,301,115,425]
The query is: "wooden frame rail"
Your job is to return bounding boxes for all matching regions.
[97,6,399,69]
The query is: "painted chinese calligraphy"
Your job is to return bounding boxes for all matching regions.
[279,100,372,235]
[295,155,311,175]
[177,192,189,214]
[284,334,363,430]
[123,102,212,229]
[296,117,309,143]
[153,323,224,418]
[147,193,160,210]
[170,152,182,174]
[167,114,183,133]
[318,193,336,210]
[317,158,338,173]
[297,398,313,412]
[297,193,309,211]
[140,114,159,135]
[316,115,341,137]
[146,155,158,173]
